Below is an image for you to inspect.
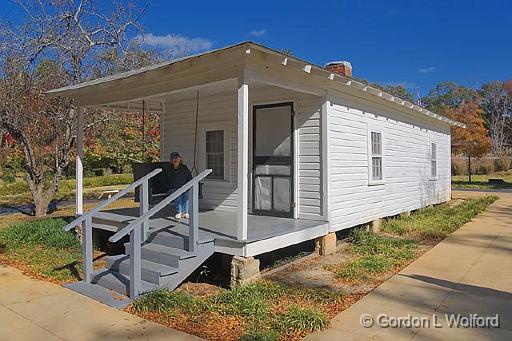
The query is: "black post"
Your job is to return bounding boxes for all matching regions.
[468,154,472,183]
[142,100,146,160]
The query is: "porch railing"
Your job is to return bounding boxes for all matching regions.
[63,168,162,286]
[109,168,212,297]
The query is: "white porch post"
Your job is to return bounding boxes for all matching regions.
[321,93,331,227]
[237,77,249,241]
[76,106,84,216]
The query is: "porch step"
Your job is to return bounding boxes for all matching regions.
[91,222,124,233]
[125,242,195,268]
[92,212,133,232]
[105,254,179,285]
[146,231,189,249]
[64,280,132,309]
[91,268,156,296]
[94,212,136,223]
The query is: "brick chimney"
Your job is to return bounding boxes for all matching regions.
[325,61,352,78]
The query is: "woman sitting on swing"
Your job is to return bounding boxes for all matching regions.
[166,152,193,219]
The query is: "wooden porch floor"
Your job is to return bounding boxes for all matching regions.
[101,206,328,256]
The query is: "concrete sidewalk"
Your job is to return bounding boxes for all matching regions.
[0,265,201,341]
[306,191,512,340]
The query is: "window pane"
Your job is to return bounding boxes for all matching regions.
[255,105,292,157]
[273,178,291,212]
[206,130,223,153]
[372,157,382,180]
[431,143,437,160]
[371,132,382,155]
[254,176,272,210]
[431,160,437,178]
[206,130,224,179]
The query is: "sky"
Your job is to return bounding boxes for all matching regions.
[1,0,511,96]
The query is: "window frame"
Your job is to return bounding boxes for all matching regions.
[199,124,231,183]
[367,125,385,185]
[430,140,438,180]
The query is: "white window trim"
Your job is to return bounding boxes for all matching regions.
[199,123,231,183]
[430,139,438,181]
[367,125,385,186]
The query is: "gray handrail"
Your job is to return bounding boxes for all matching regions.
[63,168,162,232]
[109,169,212,243]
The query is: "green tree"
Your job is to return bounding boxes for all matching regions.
[381,84,415,103]
[423,82,477,115]
[355,79,415,103]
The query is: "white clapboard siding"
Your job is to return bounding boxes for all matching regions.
[161,86,324,219]
[327,91,451,232]
[162,91,239,212]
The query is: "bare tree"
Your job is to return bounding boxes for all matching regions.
[0,0,148,216]
[480,81,512,156]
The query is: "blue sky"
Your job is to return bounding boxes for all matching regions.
[1,0,511,95]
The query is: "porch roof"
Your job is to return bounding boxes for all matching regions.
[46,41,464,128]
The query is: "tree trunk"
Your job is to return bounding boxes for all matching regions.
[29,176,59,218]
[32,183,51,217]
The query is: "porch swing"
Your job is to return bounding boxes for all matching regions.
[132,92,204,206]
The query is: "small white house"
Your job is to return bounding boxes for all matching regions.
[49,42,462,300]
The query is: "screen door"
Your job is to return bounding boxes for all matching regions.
[252,102,294,217]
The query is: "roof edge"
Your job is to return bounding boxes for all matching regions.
[45,41,465,128]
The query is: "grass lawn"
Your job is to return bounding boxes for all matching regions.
[381,195,497,242]
[0,218,83,283]
[324,230,419,284]
[452,172,512,189]
[325,196,497,285]
[0,198,137,283]
[0,173,134,205]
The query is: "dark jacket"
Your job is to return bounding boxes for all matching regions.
[166,163,193,189]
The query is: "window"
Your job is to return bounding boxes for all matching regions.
[371,132,383,181]
[431,142,437,179]
[206,130,225,179]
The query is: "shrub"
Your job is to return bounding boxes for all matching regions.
[475,158,494,175]
[1,171,16,183]
[451,157,467,176]
[495,156,511,172]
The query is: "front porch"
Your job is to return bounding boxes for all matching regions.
[95,206,328,257]
[49,42,333,298]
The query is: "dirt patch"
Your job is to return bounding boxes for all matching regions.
[264,242,371,294]
[179,282,225,297]
[448,198,465,207]
[264,238,431,297]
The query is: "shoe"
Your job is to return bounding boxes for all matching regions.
[182,213,190,219]
[174,213,182,219]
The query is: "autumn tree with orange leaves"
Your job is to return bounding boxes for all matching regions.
[447,101,491,158]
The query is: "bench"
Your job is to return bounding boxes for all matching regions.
[488,178,507,185]
[132,162,203,206]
